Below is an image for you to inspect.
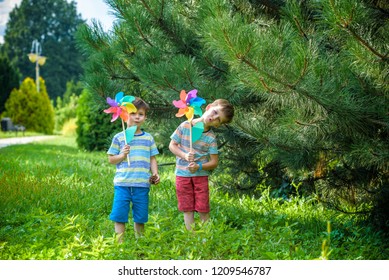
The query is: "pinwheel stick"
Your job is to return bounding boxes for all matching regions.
[189,122,193,152]
[121,119,131,166]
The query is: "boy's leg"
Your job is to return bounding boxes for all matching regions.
[193,176,210,225]
[110,186,131,243]
[183,211,195,231]
[132,187,150,236]
[114,222,126,243]
[199,212,210,224]
[134,223,145,236]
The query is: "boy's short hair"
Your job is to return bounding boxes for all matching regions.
[133,97,150,112]
[210,99,234,124]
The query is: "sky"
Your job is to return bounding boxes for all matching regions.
[0,0,116,43]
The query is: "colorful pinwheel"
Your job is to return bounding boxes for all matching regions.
[104,91,138,165]
[104,91,137,122]
[173,89,206,149]
[173,89,206,121]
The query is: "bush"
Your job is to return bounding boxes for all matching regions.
[3,77,54,134]
[76,89,121,151]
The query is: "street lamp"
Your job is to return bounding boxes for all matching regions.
[28,40,47,92]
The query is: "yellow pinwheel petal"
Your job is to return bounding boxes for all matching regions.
[185,107,194,121]
[122,103,137,114]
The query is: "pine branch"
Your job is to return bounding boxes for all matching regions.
[163,76,179,92]
[293,16,308,40]
[342,25,388,60]
[140,0,157,18]
[204,56,227,74]
[134,18,154,47]
[329,0,388,60]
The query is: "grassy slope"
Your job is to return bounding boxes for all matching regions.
[0,137,387,260]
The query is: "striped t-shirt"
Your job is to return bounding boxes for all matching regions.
[107,130,159,188]
[170,121,218,177]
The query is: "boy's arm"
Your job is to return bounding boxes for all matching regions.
[169,140,194,162]
[108,144,130,165]
[150,156,160,184]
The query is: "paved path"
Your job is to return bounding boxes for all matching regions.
[0,135,58,149]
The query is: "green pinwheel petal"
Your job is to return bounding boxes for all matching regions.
[194,106,203,117]
[192,121,204,143]
[125,125,137,144]
[120,95,135,104]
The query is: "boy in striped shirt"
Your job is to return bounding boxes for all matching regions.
[169,99,234,230]
[107,98,160,242]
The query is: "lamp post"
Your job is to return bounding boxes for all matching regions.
[27,40,47,92]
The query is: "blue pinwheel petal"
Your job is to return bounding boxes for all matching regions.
[189,97,206,107]
[115,91,124,103]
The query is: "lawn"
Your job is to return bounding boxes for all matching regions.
[0,136,387,260]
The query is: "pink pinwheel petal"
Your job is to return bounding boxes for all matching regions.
[186,89,197,103]
[173,100,187,109]
[103,107,116,113]
[111,111,120,122]
[106,97,118,107]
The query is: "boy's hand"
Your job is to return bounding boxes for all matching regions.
[184,152,194,162]
[121,145,130,158]
[149,174,160,185]
[188,162,200,173]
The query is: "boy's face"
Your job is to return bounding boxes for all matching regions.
[202,105,228,128]
[127,108,147,128]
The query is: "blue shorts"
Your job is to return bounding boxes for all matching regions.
[109,186,150,224]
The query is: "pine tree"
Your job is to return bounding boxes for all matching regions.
[77,0,388,227]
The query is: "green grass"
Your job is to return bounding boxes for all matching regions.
[0,136,387,260]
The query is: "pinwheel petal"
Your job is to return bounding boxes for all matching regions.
[120,110,129,122]
[185,107,194,120]
[173,100,187,109]
[106,97,118,107]
[186,89,197,103]
[115,92,124,103]
[125,125,138,144]
[111,112,120,122]
[189,97,206,107]
[179,90,187,102]
[193,106,203,117]
[103,107,117,114]
[121,103,137,114]
[192,121,204,143]
[175,108,187,117]
[121,95,135,104]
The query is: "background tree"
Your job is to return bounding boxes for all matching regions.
[77,0,388,228]
[0,55,20,114]
[4,77,54,134]
[1,0,85,101]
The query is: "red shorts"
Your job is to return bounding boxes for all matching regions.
[176,176,209,213]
